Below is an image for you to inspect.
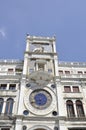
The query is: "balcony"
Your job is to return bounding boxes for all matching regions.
[63,92,83,99]
[60,74,86,79]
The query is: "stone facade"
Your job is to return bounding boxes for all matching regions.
[0,35,86,130]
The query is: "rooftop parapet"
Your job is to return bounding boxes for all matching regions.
[0,59,23,64]
[59,61,86,67]
[26,34,56,41]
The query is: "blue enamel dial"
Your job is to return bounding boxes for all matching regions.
[34,93,47,106]
[30,89,52,109]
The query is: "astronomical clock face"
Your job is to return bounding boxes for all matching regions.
[29,89,52,110]
[24,87,56,115]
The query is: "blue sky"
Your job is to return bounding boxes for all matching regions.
[0,0,86,62]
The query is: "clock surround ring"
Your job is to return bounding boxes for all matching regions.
[24,86,56,115]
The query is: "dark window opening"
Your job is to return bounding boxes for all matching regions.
[0,98,4,114]
[66,100,75,117]
[15,68,22,72]
[5,98,14,115]
[78,71,83,74]
[8,69,13,72]
[9,84,16,90]
[73,86,79,93]
[38,63,44,70]
[59,70,63,74]
[0,84,7,90]
[76,100,85,117]
[65,71,70,74]
[64,86,71,93]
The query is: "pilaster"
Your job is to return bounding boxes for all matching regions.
[59,120,67,130]
[56,79,65,117]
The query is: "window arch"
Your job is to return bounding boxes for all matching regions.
[76,100,85,117]
[5,98,14,114]
[66,100,75,117]
[0,98,4,114]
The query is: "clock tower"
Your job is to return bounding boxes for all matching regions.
[16,35,59,130]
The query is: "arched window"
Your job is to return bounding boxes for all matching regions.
[76,100,85,117]
[5,98,14,115]
[66,100,75,117]
[0,98,4,114]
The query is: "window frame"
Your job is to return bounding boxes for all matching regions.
[8,68,14,72]
[64,86,71,93]
[76,100,85,117]
[58,70,63,75]
[0,98,4,114]
[5,98,14,115]
[78,71,83,74]
[66,100,75,117]
[65,71,70,74]
[38,63,45,71]
[0,84,7,90]
[9,84,16,90]
[73,86,79,93]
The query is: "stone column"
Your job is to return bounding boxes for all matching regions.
[17,80,25,115]
[73,100,77,117]
[52,38,56,53]
[7,83,9,90]
[59,120,67,130]
[26,37,30,52]
[56,79,65,117]
[2,99,6,114]
[15,119,22,130]
[54,56,59,76]
[23,37,30,76]
[23,53,29,76]
[80,83,86,116]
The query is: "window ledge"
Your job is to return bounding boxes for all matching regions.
[0,90,17,92]
[66,117,86,121]
[63,92,81,93]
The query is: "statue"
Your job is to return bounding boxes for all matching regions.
[33,47,44,53]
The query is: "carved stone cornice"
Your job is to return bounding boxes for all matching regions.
[0,75,21,80]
